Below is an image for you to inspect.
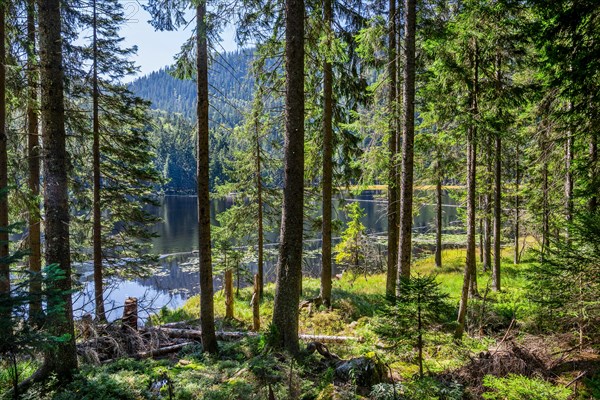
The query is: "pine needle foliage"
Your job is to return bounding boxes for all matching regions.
[527,211,600,343]
[375,274,452,378]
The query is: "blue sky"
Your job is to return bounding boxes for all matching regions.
[119,1,238,79]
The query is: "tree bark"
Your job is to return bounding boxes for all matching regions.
[385,0,398,298]
[225,269,234,319]
[590,133,598,212]
[255,115,264,298]
[492,56,502,291]
[0,2,8,301]
[468,39,479,299]
[320,0,333,307]
[38,0,78,377]
[92,0,107,323]
[514,144,520,265]
[493,131,502,291]
[483,134,492,272]
[272,0,304,355]
[541,126,549,259]
[396,0,416,292]
[565,105,574,226]
[196,2,217,354]
[27,0,43,321]
[435,164,443,268]
[455,38,479,339]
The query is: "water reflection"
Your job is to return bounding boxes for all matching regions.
[75,191,460,320]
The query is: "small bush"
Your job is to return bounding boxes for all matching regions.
[482,374,571,400]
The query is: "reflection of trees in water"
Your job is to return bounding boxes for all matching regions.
[130,193,463,304]
[136,255,200,296]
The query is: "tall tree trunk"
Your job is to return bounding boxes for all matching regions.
[320,0,333,307]
[483,134,492,272]
[468,39,479,298]
[435,159,443,268]
[478,208,483,262]
[38,0,78,377]
[456,122,477,339]
[455,38,479,339]
[565,124,574,226]
[385,0,398,298]
[590,133,598,212]
[255,115,264,298]
[27,0,43,321]
[396,0,416,292]
[92,0,107,323]
[0,2,9,302]
[196,2,217,354]
[272,0,304,355]
[541,127,549,260]
[493,131,502,291]
[514,144,520,264]
[492,56,502,291]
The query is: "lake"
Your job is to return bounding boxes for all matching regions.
[73,191,460,321]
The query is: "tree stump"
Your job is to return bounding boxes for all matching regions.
[122,297,138,332]
[81,313,93,339]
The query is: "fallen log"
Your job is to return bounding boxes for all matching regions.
[103,342,194,363]
[137,342,194,359]
[145,327,364,343]
[300,334,364,343]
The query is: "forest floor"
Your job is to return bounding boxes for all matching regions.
[2,247,599,399]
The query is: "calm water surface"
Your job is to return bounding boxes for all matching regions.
[73,192,459,321]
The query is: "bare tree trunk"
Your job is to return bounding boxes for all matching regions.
[320,0,333,307]
[456,39,479,339]
[542,128,549,259]
[514,144,520,265]
[385,0,398,298]
[38,0,78,377]
[92,0,107,323]
[565,126,574,226]
[396,0,416,292]
[468,39,479,299]
[479,208,483,263]
[493,131,502,291]
[272,0,304,355]
[456,122,477,339]
[492,55,502,291]
[483,134,492,272]
[27,0,43,321]
[255,114,264,298]
[435,164,443,268]
[0,2,9,302]
[590,133,598,212]
[196,3,217,354]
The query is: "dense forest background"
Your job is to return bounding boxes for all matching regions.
[129,50,254,192]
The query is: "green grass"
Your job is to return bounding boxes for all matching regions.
[8,245,583,400]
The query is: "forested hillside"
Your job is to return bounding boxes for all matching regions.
[129,50,254,126]
[129,50,256,192]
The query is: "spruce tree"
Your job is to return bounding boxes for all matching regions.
[271,0,305,354]
[396,0,417,290]
[77,0,161,321]
[145,0,222,353]
[37,0,78,379]
[0,0,8,305]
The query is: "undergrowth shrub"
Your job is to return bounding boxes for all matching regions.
[371,377,463,400]
[482,374,571,400]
